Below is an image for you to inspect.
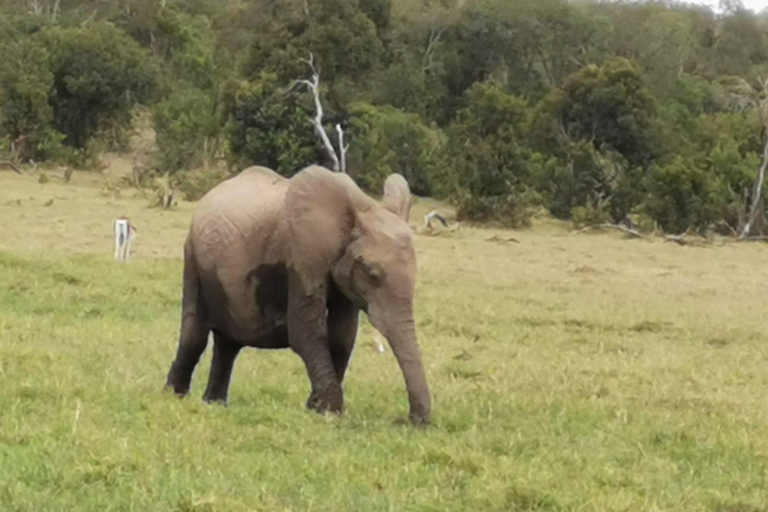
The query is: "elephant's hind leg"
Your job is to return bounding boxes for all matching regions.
[203,333,242,404]
[166,311,209,396]
[166,246,209,396]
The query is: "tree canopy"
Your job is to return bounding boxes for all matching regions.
[3,0,768,233]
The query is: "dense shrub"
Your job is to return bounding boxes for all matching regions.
[642,157,719,234]
[346,103,443,195]
[154,87,221,173]
[443,83,543,227]
[42,23,159,149]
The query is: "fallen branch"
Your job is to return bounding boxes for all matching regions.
[664,235,688,246]
[0,161,22,174]
[424,210,450,229]
[486,235,520,244]
[735,235,768,243]
[47,168,73,183]
[570,223,643,239]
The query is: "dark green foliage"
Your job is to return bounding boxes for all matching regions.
[544,58,657,169]
[444,83,543,227]
[153,87,221,173]
[42,23,159,149]
[535,141,635,222]
[0,37,63,161]
[225,74,320,176]
[244,0,384,87]
[642,157,718,234]
[347,103,442,195]
[2,0,768,232]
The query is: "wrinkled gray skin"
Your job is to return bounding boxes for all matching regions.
[165,165,431,425]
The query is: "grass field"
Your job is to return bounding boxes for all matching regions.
[2,171,768,511]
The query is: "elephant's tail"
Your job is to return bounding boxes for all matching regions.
[181,238,204,321]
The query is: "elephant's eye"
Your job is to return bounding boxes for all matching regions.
[367,263,384,284]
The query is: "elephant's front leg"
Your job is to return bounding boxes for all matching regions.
[287,273,343,414]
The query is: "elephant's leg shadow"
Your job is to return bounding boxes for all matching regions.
[202,332,243,405]
[327,290,359,384]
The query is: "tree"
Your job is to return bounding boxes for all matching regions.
[542,57,658,169]
[225,73,320,176]
[643,157,718,234]
[718,75,768,236]
[443,83,544,227]
[42,22,159,149]
[0,37,63,161]
[346,103,443,195]
[153,86,222,173]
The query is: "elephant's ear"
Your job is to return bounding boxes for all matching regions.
[286,166,366,292]
[382,174,412,222]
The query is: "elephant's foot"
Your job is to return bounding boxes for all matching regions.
[306,389,344,415]
[202,384,230,406]
[202,394,228,406]
[165,363,192,397]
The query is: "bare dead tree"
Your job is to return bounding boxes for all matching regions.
[293,54,345,172]
[422,28,446,73]
[720,76,768,237]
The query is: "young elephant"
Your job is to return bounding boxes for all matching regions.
[165,165,431,425]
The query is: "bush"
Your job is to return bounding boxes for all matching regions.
[642,157,719,234]
[443,83,542,227]
[174,167,231,201]
[154,87,221,173]
[571,200,613,228]
[42,23,160,149]
[346,103,443,195]
[0,37,64,161]
[534,141,638,222]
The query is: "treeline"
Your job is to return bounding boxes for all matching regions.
[2,0,768,233]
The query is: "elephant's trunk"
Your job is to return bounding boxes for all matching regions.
[382,305,431,425]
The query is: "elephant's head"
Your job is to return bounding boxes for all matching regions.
[286,166,430,425]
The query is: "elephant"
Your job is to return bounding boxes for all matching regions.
[165,165,431,425]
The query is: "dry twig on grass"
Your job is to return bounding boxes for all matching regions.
[0,161,22,174]
[486,235,520,244]
[570,223,643,239]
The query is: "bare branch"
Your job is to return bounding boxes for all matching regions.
[570,223,643,239]
[424,211,450,229]
[336,124,347,174]
[51,0,60,23]
[0,161,22,174]
[81,9,98,26]
[295,53,341,172]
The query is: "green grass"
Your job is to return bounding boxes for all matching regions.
[2,173,768,511]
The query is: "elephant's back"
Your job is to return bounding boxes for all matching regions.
[190,167,289,266]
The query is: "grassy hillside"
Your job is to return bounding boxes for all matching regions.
[1,172,768,511]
